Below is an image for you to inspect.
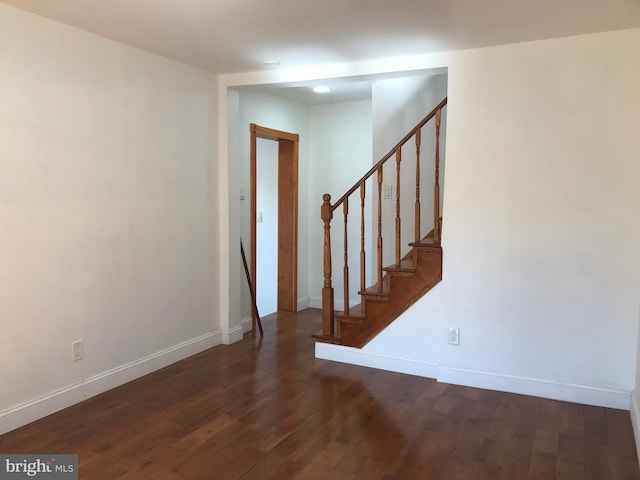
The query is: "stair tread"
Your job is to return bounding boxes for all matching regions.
[311,332,342,344]
[338,315,364,325]
[383,259,415,272]
[408,238,441,248]
[336,303,363,319]
[358,284,389,297]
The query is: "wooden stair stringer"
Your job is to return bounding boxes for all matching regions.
[336,245,442,348]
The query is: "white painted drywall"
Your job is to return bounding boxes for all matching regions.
[256,138,279,315]
[236,90,311,320]
[221,88,243,341]
[0,5,219,433]
[372,75,448,267]
[307,100,373,309]
[362,28,640,407]
[372,75,448,160]
[633,309,640,458]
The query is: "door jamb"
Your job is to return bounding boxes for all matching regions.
[250,124,299,329]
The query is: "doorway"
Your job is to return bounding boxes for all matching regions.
[250,124,299,330]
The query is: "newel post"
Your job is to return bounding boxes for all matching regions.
[321,194,335,337]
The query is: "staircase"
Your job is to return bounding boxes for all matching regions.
[314,98,447,348]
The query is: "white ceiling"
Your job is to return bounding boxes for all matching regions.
[3,0,640,76]
[263,81,374,106]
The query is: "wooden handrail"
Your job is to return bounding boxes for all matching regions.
[329,97,447,213]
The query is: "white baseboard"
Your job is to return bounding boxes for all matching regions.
[631,391,640,461]
[315,343,631,410]
[308,296,358,311]
[241,316,252,333]
[222,325,244,345]
[438,365,631,410]
[309,296,321,309]
[315,343,439,379]
[298,296,310,311]
[0,331,222,436]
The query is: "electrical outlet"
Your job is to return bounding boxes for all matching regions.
[72,340,84,362]
[448,328,460,345]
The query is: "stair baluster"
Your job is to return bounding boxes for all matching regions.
[376,166,383,293]
[434,109,441,243]
[395,148,402,267]
[415,129,421,243]
[343,198,349,317]
[360,183,366,302]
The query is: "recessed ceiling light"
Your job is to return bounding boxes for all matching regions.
[263,60,280,66]
[313,86,330,93]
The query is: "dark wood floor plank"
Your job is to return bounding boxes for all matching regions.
[533,430,560,454]
[559,433,585,465]
[607,408,640,479]
[527,451,557,479]
[0,308,638,479]
[584,440,612,480]
[557,460,585,480]
[561,402,585,436]
[499,433,536,480]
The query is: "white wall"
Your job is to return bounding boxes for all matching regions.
[236,90,311,322]
[308,100,373,310]
[372,75,448,267]
[0,5,220,434]
[316,28,640,410]
[633,311,640,459]
[255,138,278,315]
[372,75,448,160]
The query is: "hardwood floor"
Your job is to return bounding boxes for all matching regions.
[1,309,638,479]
